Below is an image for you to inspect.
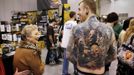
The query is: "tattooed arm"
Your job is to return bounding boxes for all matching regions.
[106,30,117,65]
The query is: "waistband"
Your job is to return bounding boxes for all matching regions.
[77,68,103,75]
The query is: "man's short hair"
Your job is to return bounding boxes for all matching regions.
[106,12,119,23]
[79,0,96,14]
[69,11,76,18]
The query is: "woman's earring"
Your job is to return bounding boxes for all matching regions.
[86,12,89,15]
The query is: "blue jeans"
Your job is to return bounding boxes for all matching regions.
[62,48,69,75]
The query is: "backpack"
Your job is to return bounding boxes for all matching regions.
[49,47,58,64]
[118,34,134,68]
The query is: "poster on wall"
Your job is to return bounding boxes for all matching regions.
[6,25,11,32]
[64,4,70,23]
[37,0,61,10]
[0,25,5,32]
[37,11,48,35]
[119,13,128,21]
[48,9,59,20]
[49,0,61,8]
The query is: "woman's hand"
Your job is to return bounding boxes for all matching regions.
[14,68,30,75]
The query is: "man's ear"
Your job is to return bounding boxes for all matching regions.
[86,12,89,15]
[85,5,89,15]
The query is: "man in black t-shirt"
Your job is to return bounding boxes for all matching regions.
[45,19,60,64]
[46,23,55,48]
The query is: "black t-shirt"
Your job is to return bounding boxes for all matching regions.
[46,25,55,47]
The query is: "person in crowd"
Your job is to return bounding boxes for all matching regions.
[61,11,77,75]
[123,18,134,43]
[106,12,123,40]
[119,17,133,45]
[66,0,117,75]
[117,18,134,75]
[13,25,45,75]
[45,19,61,64]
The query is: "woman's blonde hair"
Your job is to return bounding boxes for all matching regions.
[123,19,134,42]
[21,25,38,40]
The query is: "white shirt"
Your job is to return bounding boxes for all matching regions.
[61,20,77,48]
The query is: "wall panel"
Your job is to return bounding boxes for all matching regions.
[0,0,37,22]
